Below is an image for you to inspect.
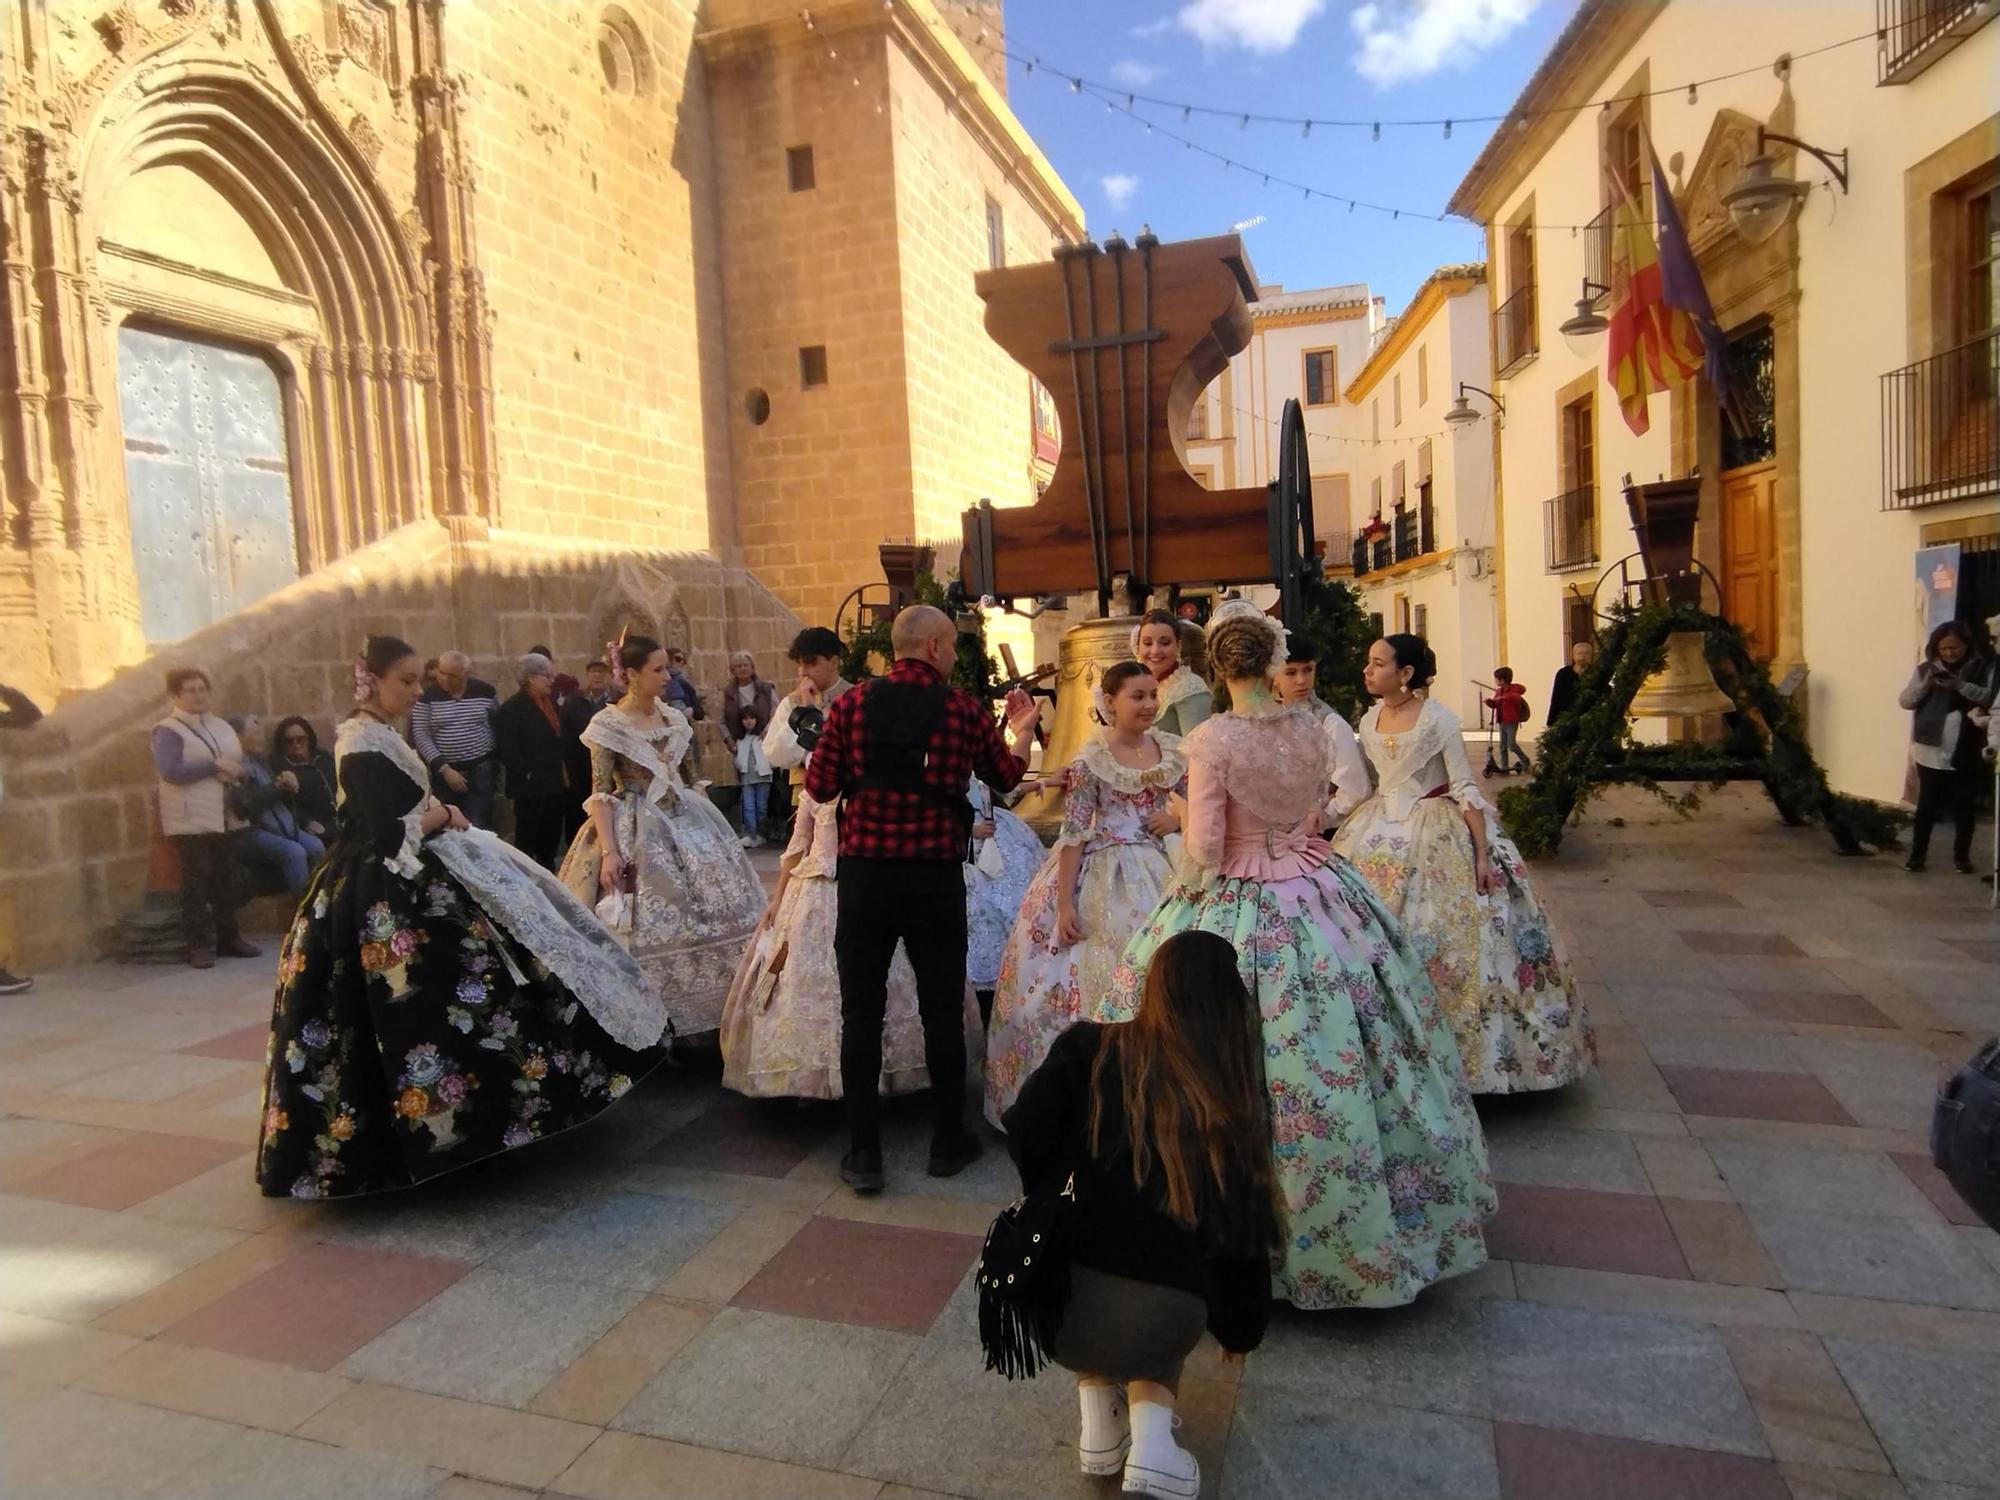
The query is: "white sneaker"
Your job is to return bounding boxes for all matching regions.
[1078,1383,1130,1477]
[738,833,754,848]
[1124,1405,1198,1499]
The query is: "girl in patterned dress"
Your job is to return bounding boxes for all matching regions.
[1332,636,1594,1093]
[558,634,767,1041]
[985,662,1185,1127]
[1100,603,1495,1310]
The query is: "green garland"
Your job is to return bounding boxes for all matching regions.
[840,570,1000,699]
[1497,601,1904,859]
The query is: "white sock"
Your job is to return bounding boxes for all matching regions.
[1129,1399,1178,1458]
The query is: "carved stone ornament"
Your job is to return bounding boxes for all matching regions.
[92,2,139,53]
[1683,109,1770,257]
[290,33,331,85]
[159,0,201,17]
[348,111,385,167]
[398,206,431,261]
[339,1,395,85]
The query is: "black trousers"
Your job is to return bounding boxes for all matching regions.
[835,858,968,1149]
[172,832,241,949]
[1910,764,1977,865]
[512,794,568,871]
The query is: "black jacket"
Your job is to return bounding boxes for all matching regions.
[1549,665,1581,724]
[494,690,569,800]
[559,693,600,803]
[1003,1023,1274,1355]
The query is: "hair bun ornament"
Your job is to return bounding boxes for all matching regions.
[606,638,629,694]
[352,657,376,706]
[1205,598,1287,675]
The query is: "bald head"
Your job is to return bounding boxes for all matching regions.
[890,605,955,662]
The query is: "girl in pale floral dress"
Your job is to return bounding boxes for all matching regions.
[1101,602,1494,1310]
[559,633,767,1042]
[985,662,1185,1127]
[719,784,948,1100]
[1333,635,1593,1093]
[1134,608,1212,739]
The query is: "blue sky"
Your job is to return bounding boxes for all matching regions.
[994,0,1583,311]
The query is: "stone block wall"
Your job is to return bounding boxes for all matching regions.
[0,521,799,972]
[447,0,737,553]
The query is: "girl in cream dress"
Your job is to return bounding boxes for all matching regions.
[984,662,1185,1126]
[1332,635,1594,1094]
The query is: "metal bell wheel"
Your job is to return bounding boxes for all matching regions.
[1932,1037,2000,1232]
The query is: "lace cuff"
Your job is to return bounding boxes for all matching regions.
[582,791,619,812]
[387,807,427,881]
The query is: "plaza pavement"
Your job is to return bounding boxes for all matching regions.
[1,783,1997,1500]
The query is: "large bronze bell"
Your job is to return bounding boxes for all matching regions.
[1015,616,1144,838]
[1629,630,1735,733]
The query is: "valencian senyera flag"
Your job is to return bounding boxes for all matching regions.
[1649,144,1732,422]
[1605,165,1667,435]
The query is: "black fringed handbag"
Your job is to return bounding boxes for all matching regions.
[976,1169,1077,1380]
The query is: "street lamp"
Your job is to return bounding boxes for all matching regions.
[1443,382,1506,428]
[1558,279,1612,357]
[1721,126,1849,247]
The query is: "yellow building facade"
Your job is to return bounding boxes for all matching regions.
[0,0,1079,967]
[1450,0,1998,804]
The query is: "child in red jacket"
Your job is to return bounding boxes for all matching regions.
[1486,668,1532,775]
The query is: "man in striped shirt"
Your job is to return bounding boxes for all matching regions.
[410,650,499,830]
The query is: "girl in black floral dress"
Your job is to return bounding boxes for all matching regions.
[256,636,670,1199]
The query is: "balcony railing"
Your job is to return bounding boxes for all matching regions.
[1370,533,1393,572]
[1583,204,1613,304]
[1318,529,1356,573]
[1393,509,1419,562]
[1544,484,1597,572]
[1420,496,1436,555]
[1882,332,1999,509]
[1878,0,1996,83]
[1494,285,1537,377]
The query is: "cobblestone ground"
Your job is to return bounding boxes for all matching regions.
[2,784,1997,1500]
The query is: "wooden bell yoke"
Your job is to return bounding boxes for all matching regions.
[960,232,1318,617]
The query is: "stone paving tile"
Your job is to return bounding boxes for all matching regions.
[1780,1467,1914,1500]
[1722,1326,1891,1475]
[1484,1299,1768,1457]
[55,1051,251,1105]
[1635,1137,1735,1203]
[149,1425,445,1500]
[1733,991,1896,1029]
[1663,1197,1784,1288]
[554,1429,883,1500]
[0,1309,138,1404]
[1944,938,2000,965]
[1678,931,1808,959]
[617,1306,918,1467]
[311,1181,559,1265]
[296,1382,598,1490]
[1659,1067,1857,1126]
[1789,1292,2000,1355]
[1640,890,1744,909]
[1511,1264,1796,1329]
[94,1220,313,1337]
[1826,1339,2000,1487]
[82,1337,351,1433]
[0,1388,242,1500]
[1639,1029,1807,1073]
[1222,1389,1500,1499]
[1706,1139,1943,1220]
[180,1021,278,1061]
[491,1189,736,1291]
[1479,1120,1654,1194]
[1483,1184,1691,1280]
[1889,1154,1987,1227]
[1241,1296,1492,1416]
[341,1267,645,1407]
[1492,1422,1790,1500]
[0,1209,243,1324]
[1746,1207,2000,1310]
[161,1241,469,1371]
[647,1094,841,1178]
[4,1128,247,1210]
[530,1295,714,1425]
[732,1214,980,1334]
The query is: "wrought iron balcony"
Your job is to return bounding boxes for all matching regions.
[1318,529,1355,573]
[1544,484,1598,573]
[1878,0,1996,83]
[1583,204,1613,305]
[1393,508,1420,562]
[1881,332,1998,509]
[1420,497,1437,555]
[1370,533,1394,572]
[1493,285,1538,377]
[1352,534,1371,577]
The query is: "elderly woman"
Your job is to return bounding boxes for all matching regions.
[151,667,260,969]
[225,715,326,898]
[494,651,571,870]
[269,716,337,838]
[720,650,778,848]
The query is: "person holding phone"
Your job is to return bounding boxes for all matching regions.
[1900,621,1998,874]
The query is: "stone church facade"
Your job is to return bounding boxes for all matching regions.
[0,0,1078,967]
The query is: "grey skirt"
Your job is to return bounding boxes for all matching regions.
[1049,1264,1208,1391]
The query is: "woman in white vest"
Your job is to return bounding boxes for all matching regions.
[151,668,260,970]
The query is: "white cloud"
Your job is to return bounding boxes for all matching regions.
[1131,17,1176,39]
[1176,0,1326,53]
[1102,173,1141,210]
[1350,0,1541,88]
[1109,59,1166,88]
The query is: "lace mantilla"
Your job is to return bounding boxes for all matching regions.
[1359,699,1490,820]
[583,705,694,808]
[1154,665,1209,715]
[1073,731,1187,794]
[335,716,435,880]
[1184,707,1332,828]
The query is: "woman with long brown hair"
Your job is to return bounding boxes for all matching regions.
[1001,931,1282,1500]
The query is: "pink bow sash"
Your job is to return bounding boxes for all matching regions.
[1217,824,1333,880]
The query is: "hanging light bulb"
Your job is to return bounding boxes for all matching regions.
[1239,114,1249,129]
[1687,82,1699,104]
[1022,58,1032,74]
[1443,120,1452,139]
[1371,122,1381,141]
[1070,76,1082,92]
[1181,105,1191,123]
[1301,120,1311,139]
[1126,93,1135,109]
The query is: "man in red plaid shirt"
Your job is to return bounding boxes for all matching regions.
[806,605,1041,1192]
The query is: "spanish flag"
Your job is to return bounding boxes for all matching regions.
[1605,167,1667,435]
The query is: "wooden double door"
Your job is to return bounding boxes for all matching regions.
[1720,460,1779,661]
